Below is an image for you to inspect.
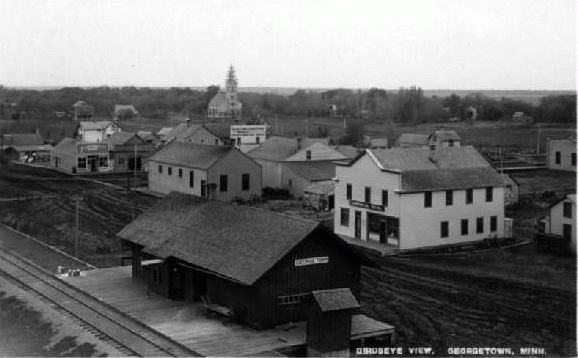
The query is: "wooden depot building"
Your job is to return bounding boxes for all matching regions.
[118,192,393,349]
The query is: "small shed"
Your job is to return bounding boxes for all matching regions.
[303,181,335,211]
[306,288,360,357]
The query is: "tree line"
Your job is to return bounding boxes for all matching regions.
[0,85,575,124]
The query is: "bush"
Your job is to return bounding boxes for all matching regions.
[262,187,293,200]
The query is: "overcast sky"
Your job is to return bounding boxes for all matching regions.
[1,0,575,90]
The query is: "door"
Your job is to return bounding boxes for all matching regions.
[379,220,387,244]
[170,265,185,300]
[354,211,361,239]
[201,180,206,197]
[563,224,572,241]
[88,156,97,172]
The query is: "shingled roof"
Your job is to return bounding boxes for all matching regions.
[2,133,43,147]
[106,131,145,146]
[208,92,227,107]
[283,161,336,182]
[396,133,429,146]
[118,192,325,285]
[285,142,347,162]
[312,288,360,312]
[429,130,461,142]
[247,136,330,161]
[148,141,232,169]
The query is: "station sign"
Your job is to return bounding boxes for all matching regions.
[295,256,329,267]
[349,200,385,212]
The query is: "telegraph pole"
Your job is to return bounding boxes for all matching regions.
[133,143,137,189]
[73,195,82,258]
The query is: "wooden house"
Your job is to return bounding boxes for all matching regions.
[107,132,156,172]
[118,192,370,329]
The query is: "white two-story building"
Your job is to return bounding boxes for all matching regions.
[334,145,506,250]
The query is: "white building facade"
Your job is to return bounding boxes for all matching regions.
[547,138,576,172]
[333,146,506,250]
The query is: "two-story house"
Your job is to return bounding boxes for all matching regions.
[77,121,121,142]
[147,141,261,201]
[334,145,506,250]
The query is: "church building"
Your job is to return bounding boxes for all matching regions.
[208,65,243,121]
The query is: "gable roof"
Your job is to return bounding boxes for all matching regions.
[79,121,114,131]
[549,194,576,209]
[430,130,461,142]
[401,167,505,192]
[371,146,490,171]
[312,288,360,312]
[106,131,146,146]
[148,141,233,169]
[117,192,325,285]
[2,134,43,147]
[208,92,227,107]
[247,136,330,161]
[169,123,202,141]
[203,123,231,140]
[285,142,347,162]
[157,127,174,136]
[283,161,336,182]
[52,137,78,152]
[396,133,429,146]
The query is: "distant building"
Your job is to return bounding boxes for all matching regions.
[77,121,121,143]
[428,130,461,148]
[363,136,389,149]
[334,146,507,250]
[147,141,261,201]
[546,138,576,172]
[106,132,156,172]
[207,65,242,121]
[169,122,231,146]
[72,101,95,122]
[137,131,161,145]
[113,104,139,121]
[156,127,174,142]
[51,138,110,174]
[512,112,534,125]
[2,133,51,162]
[395,133,429,148]
[538,194,576,254]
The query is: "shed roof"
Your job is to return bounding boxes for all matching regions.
[148,141,232,169]
[283,161,336,182]
[311,288,360,312]
[118,192,327,285]
[247,136,329,161]
[396,133,429,146]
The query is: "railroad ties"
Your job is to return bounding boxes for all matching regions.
[0,247,201,357]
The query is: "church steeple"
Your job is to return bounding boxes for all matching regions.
[226,64,238,94]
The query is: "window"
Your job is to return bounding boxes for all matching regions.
[306,150,312,160]
[276,293,309,306]
[340,208,350,226]
[118,157,125,165]
[168,167,172,176]
[158,164,163,173]
[563,202,572,218]
[189,170,194,188]
[178,168,183,178]
[485,187,493,202]
[490,216,497,232]
[448,139,454,147]
[555,151,561,164]
[99,156,107,167]
[446,190,453,206]
[242,173,250,191]
[220,175,228,192]
[476,217,484,234]
[382,190,388,207]
[77,157,87,169]
[461,219,468,235]
[256,136,260,144]
[424,191,432,208]
[346,184,352,200]
[365,187,371,203]
[214,139,219,145]
[440,221,449,238]
[572,153,576,166]
[466,188,473,204]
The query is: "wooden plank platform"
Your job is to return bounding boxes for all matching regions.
[339,234,400,257]
[63,266,393,356]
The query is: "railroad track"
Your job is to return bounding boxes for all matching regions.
[0,247,201,357]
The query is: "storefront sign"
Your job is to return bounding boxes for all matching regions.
[78,143,108,154]
[349,200,384,212]
[295,256,329,267]
[230,125,269,137]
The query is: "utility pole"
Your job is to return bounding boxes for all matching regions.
[536,124,541,154]
[133,143,137,189]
